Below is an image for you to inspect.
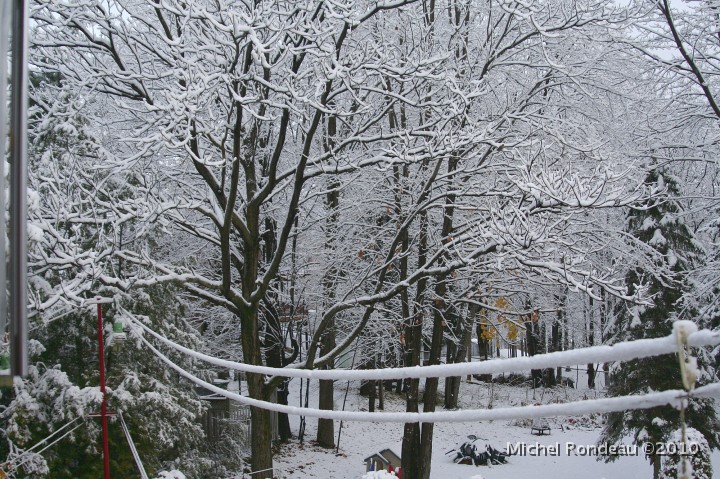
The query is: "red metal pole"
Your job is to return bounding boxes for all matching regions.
[97,299,110,479]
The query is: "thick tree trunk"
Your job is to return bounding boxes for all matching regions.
[587,297,596,389]
[443,339,458,405]
[240,210,273,478]
[554,291,566,383]
[248,386,273,478]
[417,149,458,478]
[239,395,272,478]
[316,326,336,448]
[526,312,542,387]
[538,321,555,387]
[401,311,422,479]
[261,298,291,442]
[401,211,427,479]
[240,301,273,478]
[317,169,340,447]
[477,320,488,360]
[418,295,445,479]
[652,452,661,479]
[445,303,477,408]
[276,383,291,441]
[587,363,596,389]
[603,362,610,388]
[378,378,384,410]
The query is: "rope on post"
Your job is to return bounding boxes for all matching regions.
[674,321,697,479]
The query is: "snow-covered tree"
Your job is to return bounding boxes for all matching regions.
[631,0,720,349]
[660,427,713,479]
[0,285,214,478]
[0,74,221,477]
[23,0,701,478]
[29,0,492,474]
[600,169,720,479]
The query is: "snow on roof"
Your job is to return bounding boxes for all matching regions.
[363,447,401,464]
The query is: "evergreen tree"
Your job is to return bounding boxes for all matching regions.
[600,169,720,479]
[0,286,212,478]
[0,77,234,478]
[661,428,713,479]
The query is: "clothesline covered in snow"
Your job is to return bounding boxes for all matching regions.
[135,326,720,423]
[127,317,719,381]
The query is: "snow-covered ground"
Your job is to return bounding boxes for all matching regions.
[258,365,720,479]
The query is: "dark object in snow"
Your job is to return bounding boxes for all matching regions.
[364,447,402,477]
[486,445,509,464]
[446,434,480,465]
[446,436,510,466]
[195,386,231,442]
[493,373,530,385]
[474,451,491,466]
[561,377,575,388]
[531,418,551,435]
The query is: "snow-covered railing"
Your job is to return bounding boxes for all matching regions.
[130,318,720,423]
[129,317,720,381]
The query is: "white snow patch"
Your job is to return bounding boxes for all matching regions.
[649,229,666,246]
[659,213,675,226]
[155,471,186,479]
[27,189,40,213]
[362,471,396,479]
[27,223,44,244]
[651,417,667,427]
[640,217,656,230]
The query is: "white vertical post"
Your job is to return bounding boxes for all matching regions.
[8,0,28,378]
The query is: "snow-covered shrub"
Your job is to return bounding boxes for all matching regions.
[661,428,712,479]
[509,417,532,428]
[155,471,186,479]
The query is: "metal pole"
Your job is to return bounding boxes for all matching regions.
[97,300,111,479]
[9,0,28,378]
[0,0,11,344]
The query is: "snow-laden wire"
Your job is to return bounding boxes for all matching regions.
[11,415,82,455]
[136,329,720,423]
[128,316,720,381]
[119,413,149,479]
[3,419,85,475]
